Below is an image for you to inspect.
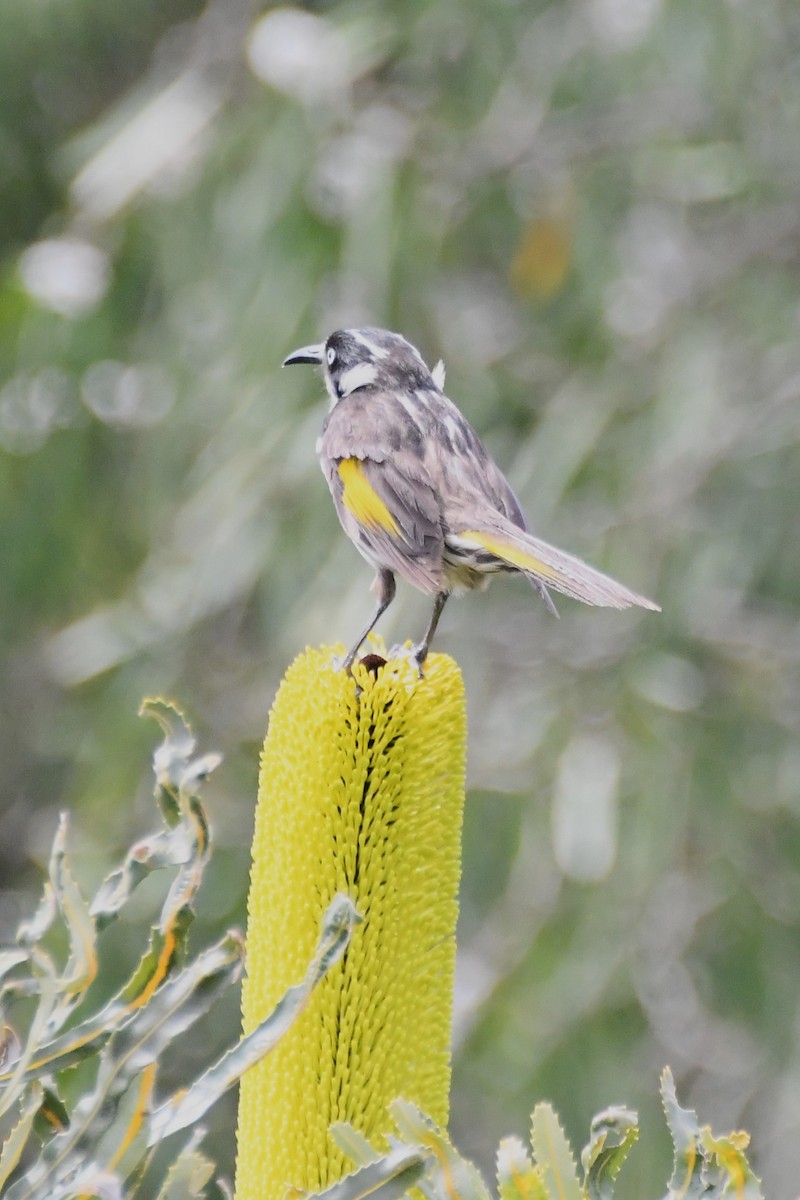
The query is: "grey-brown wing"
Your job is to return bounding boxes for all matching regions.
[411,389,528,532]
[322,447,447,595]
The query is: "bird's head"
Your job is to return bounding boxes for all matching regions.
[283,326,444,406]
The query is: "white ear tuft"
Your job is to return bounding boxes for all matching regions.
[338,361,378,397]
[432,359,446,390]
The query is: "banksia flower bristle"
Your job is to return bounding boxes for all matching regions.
[235,642,466,1200]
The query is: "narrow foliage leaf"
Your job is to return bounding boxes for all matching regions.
[141,698,221,827]
[33,1087,70,1140]
[0,1021,22,1071]
[90,826,196,930]
[6,935,241,1199]
[330,1122,381,1168]
[93,1061,156,1179]
[15,886,57,951]
[530,1103,583,1200]
[308,1146,426,1200]
[149,898,357,1144]
[698,1129,763,1200]
[2,912,200,1091]
[581,1105,639,1200]
[119,909,194,1007]
[51,1162,123,1200]
[497,1135,547,1200]
[660,1067,704,1198]
[0,699,230,1200]
[0,1083,43,1189]
[155,1130,217,1199]
[389,1098,491,1200]
[0,952,31,994]
[49,814,98,999]
[0,970,58,1118]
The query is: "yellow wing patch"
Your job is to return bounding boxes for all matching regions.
[459,530,560,580]
[338,458,399,534]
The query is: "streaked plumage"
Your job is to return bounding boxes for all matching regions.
[284,326,659,670]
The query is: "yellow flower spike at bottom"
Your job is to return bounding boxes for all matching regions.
[235,641,467,1200]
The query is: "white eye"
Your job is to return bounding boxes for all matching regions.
[326,346,337,365]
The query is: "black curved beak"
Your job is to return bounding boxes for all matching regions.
[282,343,324,366]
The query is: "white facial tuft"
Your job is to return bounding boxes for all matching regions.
[337,361,379,396]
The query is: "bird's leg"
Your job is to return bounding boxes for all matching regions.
[536,581,560,619]
[342,569,396,672]
[412,591,449,672]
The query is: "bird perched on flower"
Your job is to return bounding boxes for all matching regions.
[284,327,659,671]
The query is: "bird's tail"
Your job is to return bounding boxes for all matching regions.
[452,517,660,612]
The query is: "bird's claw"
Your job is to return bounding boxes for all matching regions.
[332,652,356,674]
[388,642,428,677]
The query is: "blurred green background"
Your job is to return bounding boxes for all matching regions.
[2,0,800,1193]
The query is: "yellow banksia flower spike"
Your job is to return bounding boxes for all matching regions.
[235,640,467,1200]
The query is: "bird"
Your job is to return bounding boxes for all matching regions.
[283,326,659,672]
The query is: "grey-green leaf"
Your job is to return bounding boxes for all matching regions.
[155,1130,217,1199]
[581,1105,639,1200]
[307,1146,426,1200]
[660,1067,705,1199]
[148,895,359,1144]
[530,1102,583,1200]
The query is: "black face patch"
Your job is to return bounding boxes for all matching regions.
[325,328,436,397]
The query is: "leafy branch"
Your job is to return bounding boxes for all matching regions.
[0,700,358,1199]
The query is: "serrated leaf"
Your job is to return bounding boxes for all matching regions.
[91,702,216,933]
[0,969,58,1119]
[530,1103,582,1200]
[0,1022,21,1072]
[90,826,195,930]
[0,1083,43,1188]
[155,1129,216,1199]
[6,934,242,1200]
[497,1135,547,1200]
[0,950,31,989]
[47,814,98,1018]
[119,909,194,1006]
[389,1099,491,1200]
[33,1087,70,1140]
[148,896,358,1144]
[16,884,58,949]
[330,1122,381,1168]
[141,699,220,827]
[51,1162,123,1200]
[581,1105,639,1200]
[308,1146,426,1200]
[699,1128,763,1199]
[2,916,200,1092]
[1,814,216,1096]
[94,1061,156,1179]
[660,1067,704,1199]
[313,894,363,977]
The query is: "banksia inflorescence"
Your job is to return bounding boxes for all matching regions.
[235,642,467,1200]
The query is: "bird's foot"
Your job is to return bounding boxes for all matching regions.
[332,651,356,675]
[412,643,430,677]
[388,641,428,678]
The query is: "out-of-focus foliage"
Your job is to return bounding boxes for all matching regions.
[1,0,799,1195]
[0,700,357,1197]
[0,700,238,1198]
[322,1078,761,1200]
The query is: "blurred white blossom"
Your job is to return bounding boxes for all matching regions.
[19,238,110,318]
